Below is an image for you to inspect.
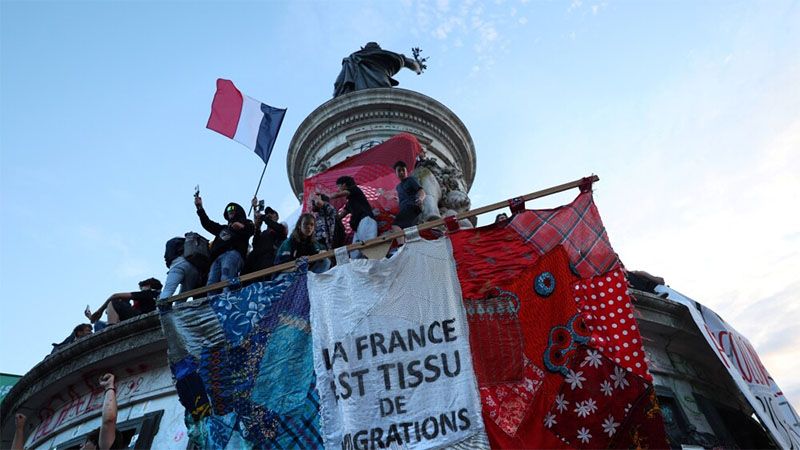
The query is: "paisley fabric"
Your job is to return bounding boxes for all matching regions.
[159,271,323,449]
[479,356,545,436]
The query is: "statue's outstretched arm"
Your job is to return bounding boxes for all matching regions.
[403,56,422,74]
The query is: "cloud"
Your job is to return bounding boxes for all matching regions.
[405,0,529,72]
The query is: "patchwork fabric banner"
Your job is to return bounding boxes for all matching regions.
[159,270,323,449]
[449,192,668,449]
[657,286,800,449]
[307,232,489,449]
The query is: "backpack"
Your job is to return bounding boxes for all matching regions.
[164,237,185,268]
[184,232,211,271]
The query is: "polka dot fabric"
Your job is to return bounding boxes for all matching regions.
[572,267,652,381]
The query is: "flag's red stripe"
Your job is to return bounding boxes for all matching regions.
[206,79,243,138]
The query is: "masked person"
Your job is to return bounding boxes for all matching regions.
[194,196,254,290]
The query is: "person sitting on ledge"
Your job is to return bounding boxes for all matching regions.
[50,323,93,353]
[88,278,162,326]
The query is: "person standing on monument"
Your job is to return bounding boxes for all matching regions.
[391,160,425,231]
[194,196,254,289]
[330,176,377,258]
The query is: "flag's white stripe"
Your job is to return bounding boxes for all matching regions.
[233,95,263,151]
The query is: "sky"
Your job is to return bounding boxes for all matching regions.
[1,0,798,411]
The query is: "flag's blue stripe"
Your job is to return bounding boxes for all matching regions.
[254,103,286,165]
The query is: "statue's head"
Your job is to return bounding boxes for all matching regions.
[362,42,381,50]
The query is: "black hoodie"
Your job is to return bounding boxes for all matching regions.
[196,202,254,260]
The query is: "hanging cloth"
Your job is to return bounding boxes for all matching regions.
[308,230,489,449]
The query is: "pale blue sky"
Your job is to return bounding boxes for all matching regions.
[2,1,798,406]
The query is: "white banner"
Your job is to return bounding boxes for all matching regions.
[656,286,800,449]
[308,233,487,450]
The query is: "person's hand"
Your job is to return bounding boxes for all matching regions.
[90,309,103,323]
[15,413,26,429]
[194,196,203,208]
[251,197,259,208]
[230,222,244,230]
[99,373,115,390]
[84,306,92,320]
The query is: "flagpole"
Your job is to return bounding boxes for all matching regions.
[248,163,268,217]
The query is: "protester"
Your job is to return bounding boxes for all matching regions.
[88,278,162,326]
[391,160,425,230]
[275,213,331,273]
[51,323,93,353]
[159,236,202,300]
[330,176,377,258]
[243,198,287,275]
[194,196,254,289]
[311,193,343,250]
[495,212,509,223]
[80,373,125,450]
[11,413,26,450]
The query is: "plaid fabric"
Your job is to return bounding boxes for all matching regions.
[510,192,618,278]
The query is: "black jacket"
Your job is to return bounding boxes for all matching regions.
[197,202,254,260]
[243,217,287,274]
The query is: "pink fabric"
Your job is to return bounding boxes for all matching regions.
[301,133,421,233]
[480,357,545,437]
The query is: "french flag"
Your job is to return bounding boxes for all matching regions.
[206,79,286,165]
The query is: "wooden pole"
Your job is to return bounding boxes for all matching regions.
[164,174,599,304]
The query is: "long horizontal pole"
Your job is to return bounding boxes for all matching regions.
[164,174,599,304]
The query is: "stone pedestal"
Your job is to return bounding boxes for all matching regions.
[286,88,477,205]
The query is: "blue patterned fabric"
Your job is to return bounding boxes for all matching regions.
[160,271,323,449]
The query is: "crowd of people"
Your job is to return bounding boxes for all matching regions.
[49,160,427,355]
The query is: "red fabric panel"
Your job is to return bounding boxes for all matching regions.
[449,196,669,448]
[509,192,619,278]
[302,133,421,233]
[572,267,653,381]
[449,222,539,300]
[545,344,652,448]
[480,357,545,436]
[465,288,525,385]
[206,79,243,138]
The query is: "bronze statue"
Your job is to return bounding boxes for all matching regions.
[333,43,426,98]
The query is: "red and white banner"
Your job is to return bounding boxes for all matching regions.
[657,286,800,449]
